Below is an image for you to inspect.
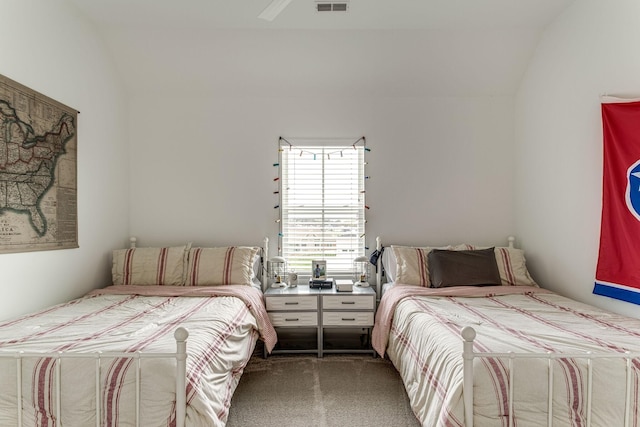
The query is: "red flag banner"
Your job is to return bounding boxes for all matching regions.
[594,97,640,304]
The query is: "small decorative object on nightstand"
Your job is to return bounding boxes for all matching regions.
[335,279,353,292]
[269,256,287,288]
[353,255,370,287]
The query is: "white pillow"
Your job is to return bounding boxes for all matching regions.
[381,248,397,282]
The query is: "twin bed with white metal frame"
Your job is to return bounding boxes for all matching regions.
[372,236,640,427]
[0,238,277,427]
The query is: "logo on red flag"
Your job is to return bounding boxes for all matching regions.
[626,159,640,221]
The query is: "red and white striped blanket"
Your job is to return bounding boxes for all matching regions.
[0,285,276,427]
[373,285,640,427]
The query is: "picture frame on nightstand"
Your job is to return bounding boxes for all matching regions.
[311,260,326,280]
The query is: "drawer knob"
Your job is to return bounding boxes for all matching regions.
[342,318,356,321]
[284,302,299,305]
[341,301,356,305]
[285,318,299,322]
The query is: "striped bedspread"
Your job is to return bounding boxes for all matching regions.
[373,285,640,427]
[0,285,276,427]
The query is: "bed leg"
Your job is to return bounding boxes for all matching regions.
[462,327,476,427]
[174,328,189,427]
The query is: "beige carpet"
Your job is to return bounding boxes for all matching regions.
[226,353,421,427]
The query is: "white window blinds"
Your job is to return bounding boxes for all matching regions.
[279,139,366,276]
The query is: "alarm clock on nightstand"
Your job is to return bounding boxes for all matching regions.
[288,271,298,287]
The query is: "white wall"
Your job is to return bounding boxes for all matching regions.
[129,94,516,254]
[0,0,129,320]
[14,0,632,321]
[515,0,640,317]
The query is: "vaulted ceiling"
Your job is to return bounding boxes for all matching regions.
[67,0,575,97]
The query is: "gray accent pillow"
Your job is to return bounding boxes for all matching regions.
[428,247,502,288]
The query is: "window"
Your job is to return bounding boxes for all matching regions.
[279,138,366,276]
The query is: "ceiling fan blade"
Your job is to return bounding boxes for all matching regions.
[258,0,294,21]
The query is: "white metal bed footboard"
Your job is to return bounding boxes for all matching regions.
[461,326,640,427]
[0,327,189,427]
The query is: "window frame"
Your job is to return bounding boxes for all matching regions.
[277,138,366,277]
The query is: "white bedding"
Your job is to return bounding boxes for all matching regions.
[0,285,276,427]
[373,285,640,427]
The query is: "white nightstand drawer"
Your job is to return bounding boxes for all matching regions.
[266,296,318,311]
[322,311,374,327]
[269,312,318,327]
[322,295,374,310]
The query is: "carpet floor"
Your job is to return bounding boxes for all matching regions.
[226,352,421,427]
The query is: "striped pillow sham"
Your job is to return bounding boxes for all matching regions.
[185,246,260,286]
[112,245,189,286]
[391,245,452,288]
[493,246,538,287]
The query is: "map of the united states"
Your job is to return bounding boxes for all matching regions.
[0,99,76,237]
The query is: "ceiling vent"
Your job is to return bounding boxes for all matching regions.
[315,1,349,13]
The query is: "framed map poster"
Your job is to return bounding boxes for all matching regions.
[0,74,78,253]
